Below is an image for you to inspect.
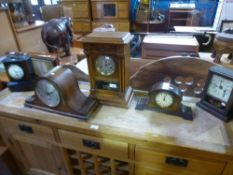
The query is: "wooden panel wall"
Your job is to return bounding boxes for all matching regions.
[0,8,20,56]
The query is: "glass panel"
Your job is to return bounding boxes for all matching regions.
[51,0,58,5]
[31,0,38,5]
[103,4,116,17]
[44,0,52,5]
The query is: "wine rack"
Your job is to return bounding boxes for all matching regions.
[65,148,130,175]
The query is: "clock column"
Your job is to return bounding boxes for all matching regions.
[81,32,134,108]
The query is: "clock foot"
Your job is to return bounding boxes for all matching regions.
[95,87,134,108]
[180,105,193,121]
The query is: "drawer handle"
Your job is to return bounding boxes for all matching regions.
[18,124,33,134]
[82,139,100,149]
[165,156,188,167]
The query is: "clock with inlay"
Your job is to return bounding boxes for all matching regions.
[81,32,134,107]
[136,82,193,120]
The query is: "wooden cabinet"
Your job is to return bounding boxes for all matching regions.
[59,0,92,33]
[142,35,199,59]
[0,117,65,175]
[73,20,92,33]
[92,20,130,32]
[91,1,128,19]
[135,147,226,175]
[91,0,130,31]
[0,91,233,175]
[60,130,131,175]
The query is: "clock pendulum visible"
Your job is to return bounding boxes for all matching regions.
[81,32,134,108]
[197,66,233,122]
[136,82,193,120]
[25,65,98,120]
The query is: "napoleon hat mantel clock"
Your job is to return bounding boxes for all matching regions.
[25,65,98,120]
[197,66,233,122]
[81,32,134,107]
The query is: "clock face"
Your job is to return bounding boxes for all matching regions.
[7,64,24,80]
[95,56,116,76]
[35,79,60,107]
[207,74,233,103]
[155,91,174,108]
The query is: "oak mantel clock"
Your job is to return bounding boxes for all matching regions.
[25,65,98,120]
[197,66,233,122]
[81,32,134,107]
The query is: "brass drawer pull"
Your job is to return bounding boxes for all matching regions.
[165,156,188,167]
[82,139,100,149]
[18,124,33,134]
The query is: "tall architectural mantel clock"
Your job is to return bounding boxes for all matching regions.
[81,32,134,107]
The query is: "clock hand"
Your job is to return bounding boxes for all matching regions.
[163,94,167,101]
[219,80,223,89]
[223,89,227,98]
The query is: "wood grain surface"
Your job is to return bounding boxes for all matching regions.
[0,89,233,160]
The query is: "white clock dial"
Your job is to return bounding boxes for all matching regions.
[207,74,233,103]
[155,92,174,108]
[8,64,24,80]
[95,56,116,76]
[35,79,60,107]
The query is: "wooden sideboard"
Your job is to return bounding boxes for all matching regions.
[0,88,233,175]
[142,35,199,60]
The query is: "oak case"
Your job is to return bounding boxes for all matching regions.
[81,32,133,107]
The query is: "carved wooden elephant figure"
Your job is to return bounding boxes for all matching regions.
[41,16,73,56]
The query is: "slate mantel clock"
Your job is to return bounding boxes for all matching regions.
[81,32,134,107]
[197,66,233,122]
[2,52,36,91]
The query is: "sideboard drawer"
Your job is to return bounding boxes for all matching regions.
[73,21,91,33]
[59,129,128,159]
[135,147,225,175]
[0,117,55,141]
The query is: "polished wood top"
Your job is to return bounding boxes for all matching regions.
[0,88,233,158]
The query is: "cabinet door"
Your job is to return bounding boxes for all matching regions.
[11,136,64,175]
[0,118,67,175]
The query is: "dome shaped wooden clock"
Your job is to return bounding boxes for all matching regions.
[25,65,98,120]
[81,32,134,107]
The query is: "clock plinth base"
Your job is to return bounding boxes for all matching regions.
[25,95,99,120]
[135,97,193,120]
[94,87,134,108]
[197,101,232,122]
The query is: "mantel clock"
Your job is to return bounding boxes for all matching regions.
[2,52,36,91]
[197,66,233,122]
[136,82,193,120]
[81,32,134,107]
[25,65,98,120]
